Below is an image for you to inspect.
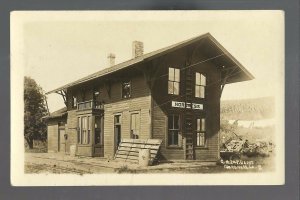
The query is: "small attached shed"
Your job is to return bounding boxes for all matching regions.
[43,107,68,153]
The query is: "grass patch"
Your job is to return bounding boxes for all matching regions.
[25,140,47,153]
[115,165,137,174]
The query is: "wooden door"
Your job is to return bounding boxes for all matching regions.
[114,115,121,153]
[59,129,66,153]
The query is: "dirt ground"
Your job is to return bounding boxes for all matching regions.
[24,152,274,174]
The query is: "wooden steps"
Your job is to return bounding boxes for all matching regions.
[114,139,162,165]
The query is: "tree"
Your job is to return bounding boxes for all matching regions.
[24,76,48,149]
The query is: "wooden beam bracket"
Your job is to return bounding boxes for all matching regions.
[55,90,67,106]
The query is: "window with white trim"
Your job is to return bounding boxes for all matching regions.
[168,68,180,95]
[196,118,206,146]
[78,116,90,144]
[195,72,206,98]
[168,114,180,146]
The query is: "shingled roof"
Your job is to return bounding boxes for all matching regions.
[46,33,254,94]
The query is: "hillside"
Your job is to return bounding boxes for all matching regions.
[221,97,274,120]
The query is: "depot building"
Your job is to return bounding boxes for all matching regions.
[44,33,254,161]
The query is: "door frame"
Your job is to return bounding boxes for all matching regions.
[113,113,122,153]
[58,127,66,153]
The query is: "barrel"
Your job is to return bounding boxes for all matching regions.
[139,149,150,167]
[70,145,76,157]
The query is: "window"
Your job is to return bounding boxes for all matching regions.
[122,81,131,98]
[168,68,180,95]
[130,113,140,139]
[78,116,90,144]
[168,115,180,146]
[195,73,206,98]
[73,96,77,108]
[196,118,206,146]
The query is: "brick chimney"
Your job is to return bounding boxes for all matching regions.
[107,53,115,67]
[132,41,144,58]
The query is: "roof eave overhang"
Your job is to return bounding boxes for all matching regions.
[45,33,254,94]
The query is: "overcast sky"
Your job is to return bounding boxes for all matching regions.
[17,11,283,112]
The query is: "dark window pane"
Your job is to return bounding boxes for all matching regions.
[168,131,173,145]
[168,115,173,129]
[95,116,101,144]
[173,131,179,145]
[174,115,179,129]
[122,81,131,98]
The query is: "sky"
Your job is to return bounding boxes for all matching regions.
[16,11,284,112]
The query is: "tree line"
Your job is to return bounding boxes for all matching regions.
[24,76,48,149]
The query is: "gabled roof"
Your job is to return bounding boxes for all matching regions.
[46,33,254,94]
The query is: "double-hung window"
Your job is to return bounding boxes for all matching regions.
[78,116,90,144]
[168,114,180,146]
[196,118,206,147]
[168,68,180,95]
[195,72,206,98]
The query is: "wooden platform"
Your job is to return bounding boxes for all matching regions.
[114,139,162,165]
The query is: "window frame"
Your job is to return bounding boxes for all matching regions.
[195,72,206,98]
[77,115,91,145]
[196,117,206,147]
[167,114,181,147]
[121,80,131,99]
[168,67,180,95]
[130,111,141,139]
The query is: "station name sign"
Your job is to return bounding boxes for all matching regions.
[171,101,203,110]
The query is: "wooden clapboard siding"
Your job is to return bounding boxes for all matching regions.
[50,39,224,161]
[103,95,151,158]
[152,103,184,160]
[100,73,152,158]
[47,121,59,153]
[150,43,221,160]
[66,110,78,154]
[68,69,150,106]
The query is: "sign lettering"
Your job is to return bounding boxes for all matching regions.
[172,101,185,108]
[192,103,203,110]
[171,101,203,110]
